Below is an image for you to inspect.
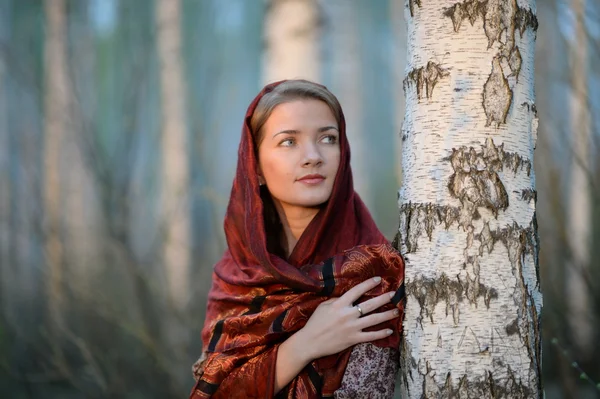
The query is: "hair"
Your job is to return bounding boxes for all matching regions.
[249,80,343,258]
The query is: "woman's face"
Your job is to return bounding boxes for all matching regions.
[258,99,341,211]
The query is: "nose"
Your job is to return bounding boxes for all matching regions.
[302,142,323,167]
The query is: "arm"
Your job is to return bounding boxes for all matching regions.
[274,330,312,394]
[188,332,312,398]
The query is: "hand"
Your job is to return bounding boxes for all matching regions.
[295,276,399,363]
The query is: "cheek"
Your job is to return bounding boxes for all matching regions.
[328,148,341,173]
[260,154,294,184]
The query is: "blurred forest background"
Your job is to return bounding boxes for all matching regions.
[0,0,599,398]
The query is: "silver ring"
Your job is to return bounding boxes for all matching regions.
[355,305,363,317]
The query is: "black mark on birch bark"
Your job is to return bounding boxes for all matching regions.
[516,188,536,203]
[448,137,532,177]
[399,203,469,253]
[483,0,518,49]
[443,1,485,32]
[401,135,533,251]
[513,230,543,397]
[532,212,541,286]
[399,338,416,391]
[475,219,537,273]
[392,230,401,252]
[447,138,510,216]
[436,368,533,397]
[505,318,519,335]
[409,139,534,238]
[507,46,522,81]
[422,361,439,397]
[407,273,497,325]
[443,0,538,42]
[483,56,512,127]
[404,62,450,101]
[408,0,422,18]
[521,101,537,114]
[401,129,409,142]
[515,6,539,36]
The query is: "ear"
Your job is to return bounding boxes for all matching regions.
[257,165,265,186]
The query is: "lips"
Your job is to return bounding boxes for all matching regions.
[298,174,325,184]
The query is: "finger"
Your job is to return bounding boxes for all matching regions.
[356,308,400,329]
[358,328,394,343]
[340,277,382,306]
[355,291,395,315]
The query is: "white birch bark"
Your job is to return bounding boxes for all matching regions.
[320,0,370,208]
[263,0,320,83]
[566,0,592,358]
[156,0,191,313]
[44,0,68,330]
[398,0,542,397]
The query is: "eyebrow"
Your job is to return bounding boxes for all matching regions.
[272,126,339,138]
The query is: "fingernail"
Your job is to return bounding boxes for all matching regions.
[389,291,395,299]
[386,329,393,335]
[393,309,400,316]
[373,276,381,283]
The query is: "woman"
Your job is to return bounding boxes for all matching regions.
[190,80,405,398]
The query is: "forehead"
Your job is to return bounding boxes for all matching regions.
[264,100,338,129]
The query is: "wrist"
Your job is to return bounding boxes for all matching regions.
[286,328,314,364]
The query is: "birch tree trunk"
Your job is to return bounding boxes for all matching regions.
[156,0,190,314]
[44,0,68,337]
[397,0,543,397]
[566,0,593,360]
[263,0,320,83]
[156,2,191,385]
[320,0,371,209]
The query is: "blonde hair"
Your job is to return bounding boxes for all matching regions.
[249,80,343,147]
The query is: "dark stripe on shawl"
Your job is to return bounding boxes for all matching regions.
[243,295,266,315]
[320,257,335,296]
[208,319,225,352]
[391,282,405,306]
[197,380,219,395]
[307,364,322,395]
[272,309,288,333]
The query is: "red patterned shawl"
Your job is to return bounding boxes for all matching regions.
[190,81,405,398]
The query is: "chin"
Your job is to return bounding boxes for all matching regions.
[272,189,333,210]
[296,195,331,208]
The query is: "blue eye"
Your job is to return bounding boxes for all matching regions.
[279,137,295,147]
[321,135,338,144]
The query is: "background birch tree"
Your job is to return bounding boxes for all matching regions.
[566,0,593,362]
[43,0,69,359]
[397,0,543,397]
[320,0,370,208]
[263,0,320,83]
[156,0,191,382]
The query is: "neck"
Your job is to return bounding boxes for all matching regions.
[272,199,320,258]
